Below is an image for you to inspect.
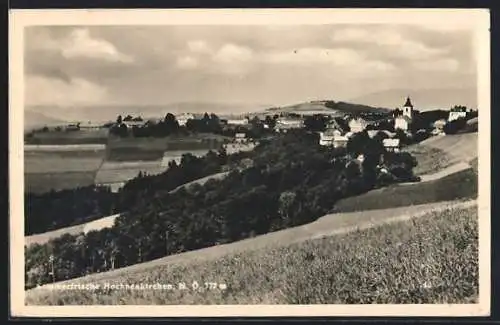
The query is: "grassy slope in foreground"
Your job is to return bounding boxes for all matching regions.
[26,204,478,305]
[333,168,477,213]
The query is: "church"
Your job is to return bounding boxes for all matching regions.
[394,96,415,133]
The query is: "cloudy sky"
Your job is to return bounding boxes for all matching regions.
[25,24,476,109]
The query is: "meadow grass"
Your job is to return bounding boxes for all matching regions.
[333,168,477,213]
[404,145,453,176]
[26,206,478,305]
[25,171,97,194]
[27,129,109,145]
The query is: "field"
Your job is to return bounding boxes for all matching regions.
[105,147,165,162]
[106,136,222,161]
[26,203,478,305]
[403,146,452,176]
[24,146,106,193]
[25,150,105,174]
[404,132,478,176]
[24,142,215,193]
[94,161,166,185]
[25,172,97,194]
[25,129,109,145]
[333,168,477,213]
[417,132,478,164]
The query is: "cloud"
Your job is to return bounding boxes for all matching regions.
[176,56,199,70]
[187,40,212,54]
[23,25,475,107]
[61,29,134,63]
[413,58,460,72]
[28,27,134,64]
[212,43,254,63]
[331,27,446,60]
[263,48,360,65]
[25,75,108,106]
[261,47,395,73]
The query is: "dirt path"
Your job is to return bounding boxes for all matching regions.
[25,214,121,247]
[30,199,476,289]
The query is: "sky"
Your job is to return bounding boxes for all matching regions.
[24,24,477,110]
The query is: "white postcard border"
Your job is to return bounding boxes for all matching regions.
[9,8,491,317]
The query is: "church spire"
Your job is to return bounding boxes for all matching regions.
[404,96,413,108]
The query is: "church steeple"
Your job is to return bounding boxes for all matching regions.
[402,96,414,119]
[404,96,413,108]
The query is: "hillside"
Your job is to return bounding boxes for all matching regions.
[404,132,478,176]
[264,100,390,116]
[349,87,477,111]
[26,201,477,305]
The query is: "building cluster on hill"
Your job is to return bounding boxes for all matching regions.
[318,96,478,152]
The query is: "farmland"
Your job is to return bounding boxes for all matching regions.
[25,129,109,145]
[24,145,106,193]
[25,172,98,194]
[24,141,216,193]
[25,150,105,174]
[26,203,477,305]
[94,160,166,186]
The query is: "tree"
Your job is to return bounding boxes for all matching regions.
[443,118,467,135]
[304,115,327,132]
[278,191,296,226]
[116,115,123,124]
[264,115,277,129]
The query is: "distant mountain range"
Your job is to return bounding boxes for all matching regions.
[25,89,473,129]
[24,111,66,131]
[348,87,477,111]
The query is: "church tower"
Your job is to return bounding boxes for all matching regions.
[402,96,414,119]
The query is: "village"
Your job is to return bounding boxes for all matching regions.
[28,97,478,155]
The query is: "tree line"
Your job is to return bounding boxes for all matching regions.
[26,129,419,288]
[109,112,277,139]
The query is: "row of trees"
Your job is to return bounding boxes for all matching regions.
[109,112,278,139]
[26,129,419,288]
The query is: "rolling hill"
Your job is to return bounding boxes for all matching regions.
[26,200,477,305]
[262,100,390,116]
[348,87,477,111]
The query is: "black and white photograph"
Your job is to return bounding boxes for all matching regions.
[10,9,490,317]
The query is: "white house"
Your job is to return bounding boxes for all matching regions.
[276,117,304,128]
[383,138,401,152]
[79,121,102,130]
[333,134,349,148]
[123,120,147,128]
[176,113,195,126]
[227,117,249,125]
[235,133,247,143]
[274,118,305,133]
[348,117,368,134]
[319,129,336,146]
[448,107,468,122]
